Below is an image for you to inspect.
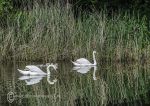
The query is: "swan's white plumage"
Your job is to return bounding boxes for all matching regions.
[18,69,46,75]
[26,65,46,74]
[75,58,91,64]
[18,64,57,76]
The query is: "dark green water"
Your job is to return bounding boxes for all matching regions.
[0,62,150,106]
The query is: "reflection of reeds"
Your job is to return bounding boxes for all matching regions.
[0,5,149,63]
[104,63,150,104]
[0,62,150,105]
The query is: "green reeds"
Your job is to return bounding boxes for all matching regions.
[0,4,149,62]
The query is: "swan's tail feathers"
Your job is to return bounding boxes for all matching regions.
[71,60,75,64]
[18,69,29,75]
[71,61,79,66]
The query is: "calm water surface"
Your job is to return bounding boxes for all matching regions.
[0,62,150,106]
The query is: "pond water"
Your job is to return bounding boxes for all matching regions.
[0,62,150,106]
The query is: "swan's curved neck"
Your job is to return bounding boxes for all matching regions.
[93,52,96,65]
[47,65,52,75]
[47,65,56,75]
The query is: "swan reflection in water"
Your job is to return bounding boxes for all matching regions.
[18,75,45,85]
[72,66,97,80]
[18,63,57,85]
[18,74,57,85]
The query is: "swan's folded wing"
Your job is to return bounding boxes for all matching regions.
[76,58,91,64]
[25,65,46,74]
[18,69,30,75]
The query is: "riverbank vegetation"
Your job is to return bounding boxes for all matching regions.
[0,1,149,63]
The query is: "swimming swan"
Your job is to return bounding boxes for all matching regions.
[18,63,57,75]
[72,51,97,66]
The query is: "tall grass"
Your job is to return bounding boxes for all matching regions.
[0,4,149,62]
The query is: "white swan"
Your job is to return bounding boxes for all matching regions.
[18,63,57,75]
[18,63,57,85]
[72,51,97,66]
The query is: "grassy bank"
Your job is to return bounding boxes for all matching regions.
[0,5,149,63]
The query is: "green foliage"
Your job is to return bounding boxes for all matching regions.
[0,5,149,62]
[0,0,12,15]
[0,0,14,27]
